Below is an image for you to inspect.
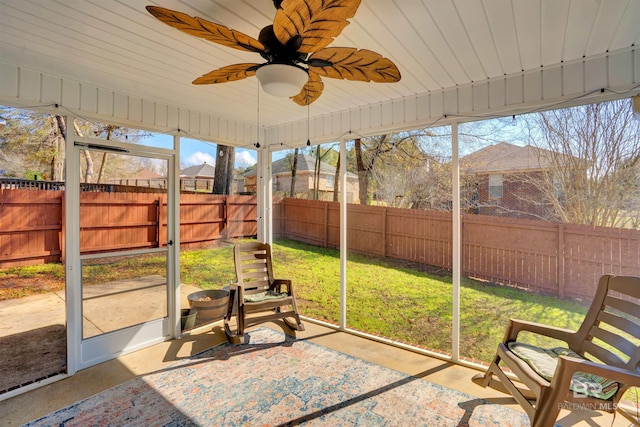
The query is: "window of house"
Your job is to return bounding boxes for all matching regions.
[489,174,503,198]
[326,175,334,188]
[553,176,564,199]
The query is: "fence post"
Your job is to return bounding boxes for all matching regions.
[460,214,465,275]
[224,196,230,239]
[281,198,286,239]
[157,196,163,248]
[558,223,565,298]
[60,192,65,264]
[382,207,387,257]
[324,202,329,248]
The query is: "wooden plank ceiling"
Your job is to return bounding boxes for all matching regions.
[1,0,639,130]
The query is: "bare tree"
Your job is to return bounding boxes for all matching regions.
[70,121,94,183]
[0,108,68,180]
[313,145,321,199]
[306,145,338,200]
[0,151,39,178]
[51,116,66,180]
[225,145,235,194]
[213,144,235,195]
[95,125,115,183]
[354,138,369,204]
[1,108,153,185]
[407,158,454,210]
[72,118,151,184]
[353,132,438,206]
[524,99,640,227]
[289,147,298,197]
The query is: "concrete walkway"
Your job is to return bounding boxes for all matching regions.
[0,277,215,394]
[0,277,206,339]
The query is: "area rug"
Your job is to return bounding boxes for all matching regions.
[24,328,529,426]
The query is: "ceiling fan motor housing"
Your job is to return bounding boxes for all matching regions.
[258,25,305,65]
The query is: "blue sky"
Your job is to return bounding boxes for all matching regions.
[142,133,258,169]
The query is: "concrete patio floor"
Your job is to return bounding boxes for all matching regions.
[1,318,637,426]
[0,282,637,426]
[0,278,207,395]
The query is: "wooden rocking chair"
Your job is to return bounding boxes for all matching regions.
[224,241,304,342]
[473,274,640,427]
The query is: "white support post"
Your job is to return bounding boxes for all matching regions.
[451,122,461,362]
[256,145,272,244]
[169,135,181,338]
[339,137,347,330]
[256,146,265,242]
[265,149,273,245]
[64,115,80,376]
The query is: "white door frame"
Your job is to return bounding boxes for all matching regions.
[65,128,179,373]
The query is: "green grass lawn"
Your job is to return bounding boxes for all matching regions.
[267,239,589,362]
[1,238,590,363]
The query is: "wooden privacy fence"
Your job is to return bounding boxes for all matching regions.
[179,193,257,250]
[0,189,62,267]
[0,189,257,268]
[273,198,640,301]
[2,190,638,301]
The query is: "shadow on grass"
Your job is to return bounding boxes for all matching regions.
[272,237,590,362]
[273,237,588,316]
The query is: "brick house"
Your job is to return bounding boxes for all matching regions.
[460,142,578,220]
[179,162,216,191]
[110,168,166,189]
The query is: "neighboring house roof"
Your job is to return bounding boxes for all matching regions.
[134,168,164,179]
[180,163,216,178]
[461,142,563,174]
[243,154,356,178]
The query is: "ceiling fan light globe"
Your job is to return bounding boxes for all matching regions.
[256,64,308,97]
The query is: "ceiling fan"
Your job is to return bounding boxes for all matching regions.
[146,0,401,106]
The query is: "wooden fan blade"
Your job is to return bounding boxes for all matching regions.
[309,47,401,83]
[274,0,360,54]
[146,6,265,54]
[290,71,324,105]
[192,63,261,85]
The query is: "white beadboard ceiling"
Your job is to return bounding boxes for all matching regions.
[1,0,639,145]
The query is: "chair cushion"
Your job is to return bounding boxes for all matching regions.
[243,290,288,303]
[508,342,619,400]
